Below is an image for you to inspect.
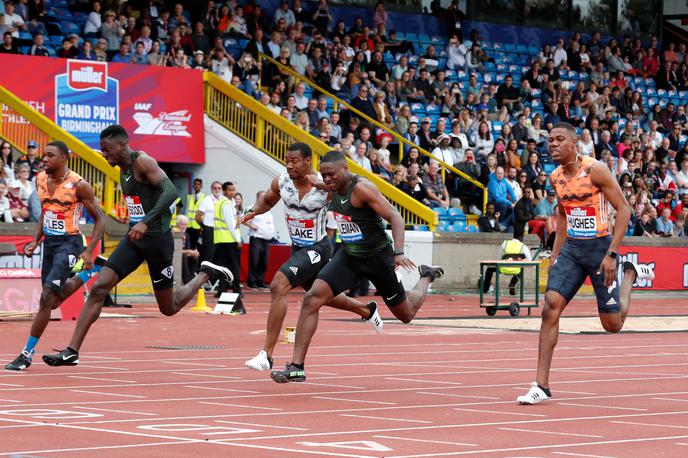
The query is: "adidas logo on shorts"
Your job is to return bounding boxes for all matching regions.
[606,297,617,306]
[289,266,298,275]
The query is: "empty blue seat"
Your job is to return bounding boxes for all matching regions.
[434,207,450,219]
[449,208,465,218]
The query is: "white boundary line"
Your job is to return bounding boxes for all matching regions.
[70,390,147,399]
[74,406,159,416]
[559,403,647,412]
[69,376,137,384]
[198,401,283,411]
[214,420,308,431]
[340,414,433,424]
[373,435,478,447]
[313,397,397,405]
[497,427,603,438]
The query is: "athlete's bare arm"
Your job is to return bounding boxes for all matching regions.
[76,180,105,270]
[590,162,631,286]
[548,203,568,274]
[239,176,281,225]
[352,178,416,270]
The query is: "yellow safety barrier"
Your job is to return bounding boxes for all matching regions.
[257,52,487,212]
[203,72,437,229]
[0,85,122,218]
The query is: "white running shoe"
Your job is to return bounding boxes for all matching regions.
[245,350,273,371]
[200,261,234,283]
[517,382,551,405]
[364,301,383,334]
[623,261,655,281]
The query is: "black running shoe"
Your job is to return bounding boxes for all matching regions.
[42,348,79,367]
[270,363,306,383]
[200,261,234,283]
[418,265,444,281]
[5,351,32,371]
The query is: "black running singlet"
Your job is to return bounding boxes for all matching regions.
[120,151,171,234]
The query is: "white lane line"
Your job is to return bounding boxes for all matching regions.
[544,390,597,395]
[215,420,307,431]
[183,385,259,394]
[70,390,147,399]
[387,377,463,386]
[652,397,688,402]
[0,384,23,388]
[305,382,365,389]
[498,427,603,438]
[610,420,688,430]
[453,407,547,417]
[77,365,129,371]
[69,376,137,384]
[1,440,192,455]
[199,401,283,411]
[160,361,227,367]
[374,435,478,447]
[559,403,647,412]
[416,391,501,400]
[74,406,159,416]
[171,372,241,379]
[340,414,433,424]
[553,452,616,458]
[313,397,397,405]
[0,399,21,403]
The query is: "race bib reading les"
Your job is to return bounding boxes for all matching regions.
[43,210,66,235]
[566,206,597,238]
[287,216,317,246]
[125,195,146,223]
[333,212,363,243]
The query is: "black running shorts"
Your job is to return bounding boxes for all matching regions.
[317,244,406,307]
[105,231,175,290]
[42,235,83,294]
[278,237,332,291]
[546,235,620,313]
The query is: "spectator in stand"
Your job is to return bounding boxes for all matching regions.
[478,202,502,232]
[496,74,522,114]
[487,166,516,229]
[274,1,295,29]
[6,180,28,222]
[0,180,11,222]
[0,31,19,54]
[535,189,557,218]
[15,140,40,179]
[2,1,26,38]
[423,162,451,209]
[655,207,675,237]
[94,37,108,61]
[352,142,371,172]
[83,0,101,37]
[514,186,545,241]
[101,9,124,60]
[111,42,131,63]
[130,41,148,65]
[656,61,677,91]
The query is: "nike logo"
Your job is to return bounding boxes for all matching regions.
[386,293,397,301]
[125,175,132,181]
[153,279,163,283]
[340,199,348,204]
[62,354,76,360]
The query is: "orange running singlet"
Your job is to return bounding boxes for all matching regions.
[550,155,609,239]
[36,170,84,236]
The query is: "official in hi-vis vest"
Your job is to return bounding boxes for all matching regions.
[482,234,531,295]
[195,181,222,264]
[185,178,205,250]
[213,181,242,296]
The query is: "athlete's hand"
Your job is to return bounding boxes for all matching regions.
[24,241,39,258]
[80,250,94,270]
[596,255,618,287]
[128,222,148,241]
[238,211,255,227]
[394,254,416,270]
[547,256,557,274]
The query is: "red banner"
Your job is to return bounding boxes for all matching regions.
[0,54,204,163]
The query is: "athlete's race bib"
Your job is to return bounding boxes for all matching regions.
[287,216,317,246]
[565,206,597,238]
[333,212,363,243]
[125,195,146,224]
[43,210,66,236]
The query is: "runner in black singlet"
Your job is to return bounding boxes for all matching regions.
[271,150,445,383]
[43,125,232,366]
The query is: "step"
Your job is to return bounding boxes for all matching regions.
[101,237,156,296]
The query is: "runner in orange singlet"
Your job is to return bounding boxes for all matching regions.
[517,123,654,405]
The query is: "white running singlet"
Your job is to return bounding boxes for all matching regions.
[278,172,328,246]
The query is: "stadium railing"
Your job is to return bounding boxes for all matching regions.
[0,85,123,219]
[203,71,438,230]
[257,52,487,212]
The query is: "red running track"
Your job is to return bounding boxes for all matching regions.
[1,291,688,457]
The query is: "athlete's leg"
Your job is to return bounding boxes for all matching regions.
[536,290,569,388]
[389,276,432,324]
[154,270,211,316]
[261,271,292,357]
[29,277,85,341]
[68,267,120,351]
[598,265,637,333]
[291,279,336,364]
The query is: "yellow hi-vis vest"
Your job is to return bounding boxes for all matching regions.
[169,197,181,228]
[213,197,236,244]
[186,192,205,230]
[499,239,526,275]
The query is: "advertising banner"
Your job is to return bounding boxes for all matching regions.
[0,54,204,163]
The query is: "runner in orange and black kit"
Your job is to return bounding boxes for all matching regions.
[5,141,105,371]
[517,123,654,405]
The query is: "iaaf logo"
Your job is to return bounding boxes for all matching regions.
[133,105,191,137]
[67,60,107,92]
[619,252,655,288]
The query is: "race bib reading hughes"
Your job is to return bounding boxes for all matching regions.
[566,206,597,238]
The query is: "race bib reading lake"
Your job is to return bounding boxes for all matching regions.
[566,206,597,238]
[125,195,146,223]
[43,210,66,236]
[287,216,317,246]
[333,212,363,243]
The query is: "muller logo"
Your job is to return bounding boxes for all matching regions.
[67,60,107,91]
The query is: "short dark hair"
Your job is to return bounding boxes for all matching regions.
[193,178,203,185]
[46,140,69,156]
[321,150,346,164]
[222,181,235,191]
[288,142,312,158]
[552,122,577,136]
[100,124,128,142]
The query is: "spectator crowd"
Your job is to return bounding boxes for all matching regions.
[1,0,687,242]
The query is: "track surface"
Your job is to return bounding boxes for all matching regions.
[1,291,688,457]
